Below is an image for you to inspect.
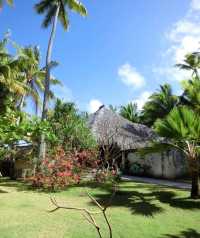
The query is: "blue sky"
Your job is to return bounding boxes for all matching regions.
[1,0,200,113]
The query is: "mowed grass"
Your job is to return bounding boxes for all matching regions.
[0,178,200,238]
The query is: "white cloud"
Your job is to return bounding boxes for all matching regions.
[132,91,152,110]
[167,20,200,43]
[88,99,103,113]
[118,63,145,89]
[153,66,191,82]
[166,19,200,64]
[155,1,200,82]
[191,0,200,11]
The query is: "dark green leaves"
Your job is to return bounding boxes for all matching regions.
[120,102,140,123]
[141,84,178,127]
[154,106,200,141]
[35,0,87,29]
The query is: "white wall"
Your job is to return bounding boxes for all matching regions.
[127,150,188,179]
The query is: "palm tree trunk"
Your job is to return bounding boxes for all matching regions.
[191,171,199,199]
[16,94,25,125]
[18,94,25,111]
[194,69,200,80]
[38,3,60,162]
[190,159,200,199]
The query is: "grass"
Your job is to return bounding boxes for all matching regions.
[0,178,200,238]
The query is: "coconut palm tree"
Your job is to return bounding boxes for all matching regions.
[154,106,200,199]
[141,84,178,127]
[120,102,140,123]
[14,45,61,113]
[0,0,13,9]
[180,77,200,114]
[176,53,200,79]
[0,38,26,98]
[35,0,87,160]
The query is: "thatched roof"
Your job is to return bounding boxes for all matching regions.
[88,106,157,151]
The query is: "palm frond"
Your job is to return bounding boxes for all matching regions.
[59,0,69,29]
[154,106,200,141]
[35,0,52,14]
[6,0,13,6]
[41,60,59,70]
[50,77,62,86]
[42,4,57,28]
[65,0,87,16]
[34,77,45,91]
[0,0,13,8]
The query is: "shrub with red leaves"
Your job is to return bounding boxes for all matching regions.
[30,147,97,190]
[94,168,119,183]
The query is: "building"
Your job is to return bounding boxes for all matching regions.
[88,106,188,179]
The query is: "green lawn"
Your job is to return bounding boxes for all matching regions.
[0,178,200,238]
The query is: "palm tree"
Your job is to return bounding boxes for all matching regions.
[154,106,200,199]
[0,38,26,98]
[141,84,178,127]
[0,0,13,9]
[14,45,61,113]
[108,104,118,113]
[181,77,200,114]
[35,0,87,160]
[176,53,200,79]
[120,102,140,123]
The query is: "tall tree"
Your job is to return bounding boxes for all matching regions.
[35,0,87,161]
[0,0,13,9]
[0,37,27,113]
[48,99,96,151]
[141,84,178,127]
[120,102,140,123]
[181,77,200,114]
[176,53,200,79]
[14,45,60,113]
[154,106,200,199]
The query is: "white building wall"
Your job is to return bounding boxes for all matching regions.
[127,150,188,179]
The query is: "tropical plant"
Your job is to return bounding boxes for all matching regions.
[120,102,140,123]
[109,105,118,113]
[181,77,200,114]
[152,106,200,199]
[48,99,96,152]
[0,0,13,9]
[176,53,200,79]
[30,147,97,190]
[13,45,61,113]
[0,38,27,97]
[141,84,178,126]
[35,0,87,161]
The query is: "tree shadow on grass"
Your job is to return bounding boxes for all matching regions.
[161,229,200,238]
[151,191,200,210]
[0,178,55,194]
[89,189,164,217]
[0,188,8,193]
[88,181,200,216]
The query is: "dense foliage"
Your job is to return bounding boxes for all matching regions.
[141,84,178,127]
[31,147,97,190]
[48,99,96,152]
[120,102,140,123]
[154,106,200,198]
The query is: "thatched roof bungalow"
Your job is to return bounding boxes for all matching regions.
[88,105,157,151]
[88,106,188,179]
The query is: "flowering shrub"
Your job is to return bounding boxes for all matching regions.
[30,147,97,190]
[94,167,120,183]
